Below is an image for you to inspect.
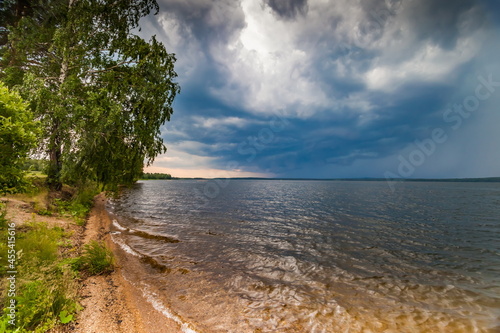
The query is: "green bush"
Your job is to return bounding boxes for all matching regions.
[55,199,89,226]
[14,280,67,331]
[0,83,40,195]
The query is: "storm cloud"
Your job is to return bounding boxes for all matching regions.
[265,0,308,19]
[141,0,500,179]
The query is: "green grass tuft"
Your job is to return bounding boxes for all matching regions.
[78,240,115,275]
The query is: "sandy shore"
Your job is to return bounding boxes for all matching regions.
[3,193,183,333]
[72,193,183,333]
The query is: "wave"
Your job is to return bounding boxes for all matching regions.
[112,219,128,231]
[111,218,180,243]
[110,234,142,257]
[108,180,500,332]
[130,229,179,243]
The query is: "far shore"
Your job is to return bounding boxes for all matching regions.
[141,176,500,182]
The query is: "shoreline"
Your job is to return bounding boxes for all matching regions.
[73,193,182,333]
[1,193,182,333]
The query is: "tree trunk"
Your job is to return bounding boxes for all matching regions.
[49,0,73,191]
[47,132,62,191]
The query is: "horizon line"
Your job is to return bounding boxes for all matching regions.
[142,175,500,182]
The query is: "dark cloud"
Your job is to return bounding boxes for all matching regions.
[359,0,400,22]
[482,0,500,26]
[203,77,462,177]
[403,0,483,50]
[265,0,308,19]
[157,0,245,47]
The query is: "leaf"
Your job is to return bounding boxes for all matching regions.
[59,310,73,324]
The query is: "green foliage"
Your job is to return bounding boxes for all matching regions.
[55,199,88,226]
[141,172,172,180]
[0,203,8,277]
[72,184,99,209]
[0,0,26,47]
[2,0,179,191]
[0,82,40,194]
[35,209,52,216]
[54,183,99,225]
[0,220,80,332]
[78,240,114,275]
[22,159,48,173]
[58,310,73,324]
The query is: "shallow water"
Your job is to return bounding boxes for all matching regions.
[108,180,500,332]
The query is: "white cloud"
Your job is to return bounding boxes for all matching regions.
[148,137,271,179]
[154,146,217,169]
[359,1,487,92]
[209,0,332,117]
[151,0,487,120]
[365,36,481,92]
[152,12,207,82]
[191,116,254,129]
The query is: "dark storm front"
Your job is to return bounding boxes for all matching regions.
[108,180,500,332]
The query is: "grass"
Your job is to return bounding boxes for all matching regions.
[10,178,99,226]
[9,183,49,217]
[0,213,80,332]
[0,206,8,277]
[0,181,114,332]
[76,240,115,275]
[25,171,46,179]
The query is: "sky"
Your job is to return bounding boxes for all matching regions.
[140,0,500,179]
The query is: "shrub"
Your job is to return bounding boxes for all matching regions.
[0,83,40,194]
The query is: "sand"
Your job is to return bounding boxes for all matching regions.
[2,194,182,333]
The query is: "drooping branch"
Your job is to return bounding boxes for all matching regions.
[86,59,138,75]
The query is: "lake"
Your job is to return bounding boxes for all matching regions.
[108,180,500,332]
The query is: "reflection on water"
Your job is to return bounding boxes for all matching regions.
[108,180,500,332]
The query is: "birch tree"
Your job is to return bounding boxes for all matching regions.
[1,0,179,190]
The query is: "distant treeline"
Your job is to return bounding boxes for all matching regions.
[141,172,172,180]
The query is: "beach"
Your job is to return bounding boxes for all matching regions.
[3,193,182,333]
[73,194,182,333]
